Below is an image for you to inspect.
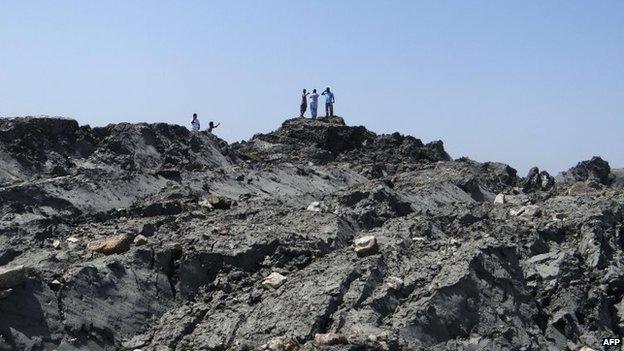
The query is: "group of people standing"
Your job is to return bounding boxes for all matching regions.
[300,87,335,119]
[191,87,335,133]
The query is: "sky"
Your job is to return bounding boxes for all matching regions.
[1,1,622,174]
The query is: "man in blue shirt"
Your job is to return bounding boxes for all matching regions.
[321,87,335,117]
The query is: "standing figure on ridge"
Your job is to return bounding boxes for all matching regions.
[322,87,335,117]
[191,113,200,131]
[207,121,220,133]
[300,89,309,118]
[309,89,319,119]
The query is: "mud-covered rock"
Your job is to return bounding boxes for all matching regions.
[522,166,555,192]
[0,116,622,351]
[557,156,613,185]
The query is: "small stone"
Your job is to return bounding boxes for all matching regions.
[493,193,506,205]
[306,201,328,212]
[87,234,130,255]
[133,235,148,246]
[510,205,541,219]
[509,208,525,216]
[199,195,235,210]
[354,236,379,257]
[314,333,348,346]
[520,205,541,219]
[385,276,404,290]
[52,239,61,249]
[0,265,27,290]
[66,237,80,243]
[212,227,229,236]
[262,272,287,289]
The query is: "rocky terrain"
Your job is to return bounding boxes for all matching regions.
[1,116,623,351]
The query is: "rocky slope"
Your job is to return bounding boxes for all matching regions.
[1,116,623,351]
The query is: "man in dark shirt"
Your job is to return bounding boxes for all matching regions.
[300,89,309,117]
[207,121,220,133]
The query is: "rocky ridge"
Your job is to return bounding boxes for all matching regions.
[0,116,623,351]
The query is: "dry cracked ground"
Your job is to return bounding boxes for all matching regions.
[1,116,624,351]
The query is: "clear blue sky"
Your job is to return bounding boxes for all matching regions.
[1,1,622,174]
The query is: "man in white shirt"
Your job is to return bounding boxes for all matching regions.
[309,89,320,119]
[191,113,200,131]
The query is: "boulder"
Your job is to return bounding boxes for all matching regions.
[522,167,554,192]
[354,236,379,257]
[314,333,348,346]
[570,156,612,185]
[262,272,287,289]
[0,265,27,289]
[557,156,612,185]
[87,234,130,255]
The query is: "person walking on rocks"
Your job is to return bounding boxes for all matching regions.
[207,121,220,133]
[322,87,335,117]
[191,113,200,131]
[309,89,319,119]
[300,89,309,117]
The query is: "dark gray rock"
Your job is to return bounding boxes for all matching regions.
[522,166,555,192]
[0,116,621,350]
[557,156,613,186]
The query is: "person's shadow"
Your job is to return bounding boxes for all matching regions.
[0,278,53,350]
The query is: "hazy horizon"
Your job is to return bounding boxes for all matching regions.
[2,1,622,175]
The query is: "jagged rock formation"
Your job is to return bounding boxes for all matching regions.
[1,116,623,350]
